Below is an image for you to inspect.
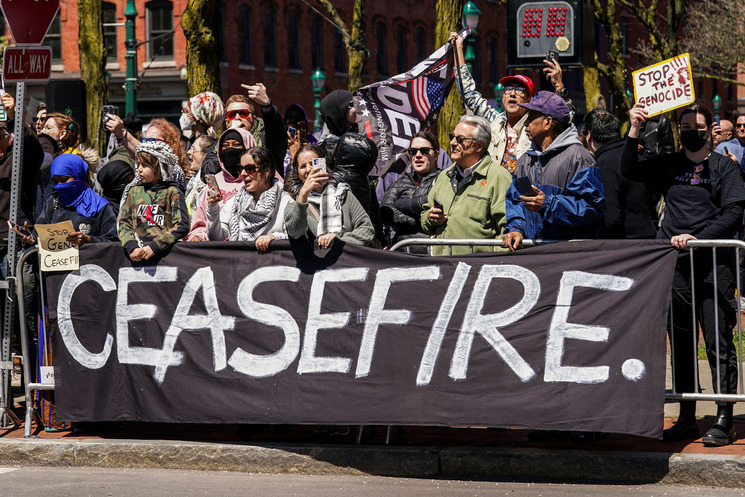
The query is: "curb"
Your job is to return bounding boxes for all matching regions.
[1,439,745,487]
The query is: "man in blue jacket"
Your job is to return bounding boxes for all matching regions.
[502,91,605,250]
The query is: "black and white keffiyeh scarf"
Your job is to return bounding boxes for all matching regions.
[227,182,282,241]
[307,183,344,235]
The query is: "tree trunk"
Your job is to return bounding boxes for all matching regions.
[317,0,368,92]
[583,66,603,112]
[181,0,221,97]
[347,0,367,92]
[435,0,464,150]
[592,0,631,130]
[78,0,107,156]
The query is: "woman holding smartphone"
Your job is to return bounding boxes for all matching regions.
[205,147,289,251]
[284,144,374,248]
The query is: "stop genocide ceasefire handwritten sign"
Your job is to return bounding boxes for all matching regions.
[632,53,695,117]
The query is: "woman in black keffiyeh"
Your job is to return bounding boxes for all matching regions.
[205,146,290,251]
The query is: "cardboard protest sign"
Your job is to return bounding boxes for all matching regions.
[36,221,79,272]
[632,53,695,117]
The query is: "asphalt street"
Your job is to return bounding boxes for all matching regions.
[0,467,743,497]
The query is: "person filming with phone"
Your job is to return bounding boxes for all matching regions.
[284,144,374,248]
[420,116,512,256]
[502,91,604,251]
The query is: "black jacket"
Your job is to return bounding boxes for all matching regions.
[0,122,43,245]
[595,138,656,239]
[638,114,675,160]
[36,195,119,244]
[327,133,378,214]
[380,169,441,241]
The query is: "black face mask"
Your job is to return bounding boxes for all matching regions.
[679,130,708,152]
[221,148,244,177]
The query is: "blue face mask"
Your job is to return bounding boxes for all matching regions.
[54,179,87,207]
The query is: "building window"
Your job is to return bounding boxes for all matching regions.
[103,2,117,62]
[333,29,346,73]
[376,22,387,78]
[146,1,174,61]
[43,12,62,62]
[287,11,300,70]
[415,27,425,63]
[311,15,323,70]
[264,7,277,67]
[238,4,252,65]
[396,25,407,74]
[488,37,498,84]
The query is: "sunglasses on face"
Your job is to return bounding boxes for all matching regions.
[737,124,745,128]
[504,86,527,95]
[238,163,260,174]
[227,109,254,120]
[141,137,166,143]
[449,133,475,146]
[408,146,434,156]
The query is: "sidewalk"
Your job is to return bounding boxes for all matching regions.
[0,360,744,487]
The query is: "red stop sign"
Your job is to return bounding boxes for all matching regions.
[1,0,60,45]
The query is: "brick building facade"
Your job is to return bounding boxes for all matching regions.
[5,0,743,126]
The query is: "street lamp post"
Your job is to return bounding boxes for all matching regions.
[311,67,326,132]
[713,94,722,121]
[462,1,481,75]
[493,82,504,113]
[124,0,138,117]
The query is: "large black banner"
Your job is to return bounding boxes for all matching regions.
[46,240,677,438]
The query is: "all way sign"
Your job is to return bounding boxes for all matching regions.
[3,46,52,82]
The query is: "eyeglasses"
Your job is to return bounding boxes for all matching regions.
[449,133,475,146]
[504,86,527,95]
[691,163,704,185]
[737,124,745,128]
[141,137,166,143]
[238,163,260,174]
[407,146,434,156]
[227,109,254,120]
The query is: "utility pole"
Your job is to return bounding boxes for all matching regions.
[124,0,138,116]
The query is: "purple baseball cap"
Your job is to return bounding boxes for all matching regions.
[517,91,570,123]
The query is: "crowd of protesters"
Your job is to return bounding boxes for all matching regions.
[1,35,744,445]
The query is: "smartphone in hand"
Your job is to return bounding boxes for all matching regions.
[205,174,220,199]
[312,157,327,174]
[433,199,444,210]
[515,176,537,197]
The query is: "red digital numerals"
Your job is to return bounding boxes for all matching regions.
[521,7,543,38]
[521,5,568,39]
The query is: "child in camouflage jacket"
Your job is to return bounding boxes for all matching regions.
[118,140,189,261]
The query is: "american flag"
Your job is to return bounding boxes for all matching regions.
[412,76,446,121]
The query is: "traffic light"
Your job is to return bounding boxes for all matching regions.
[507,0,594,68]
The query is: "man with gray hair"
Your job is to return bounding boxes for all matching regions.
[420,115,513,255]
[503,91,604,250]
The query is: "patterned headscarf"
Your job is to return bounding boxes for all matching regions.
[118,140,180,222]
[189,92,225,137]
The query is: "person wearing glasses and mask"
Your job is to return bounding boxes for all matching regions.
[380,131,442,250]
[502,91,604,251]
[187,128,257,241]
[421,116,512,256]
[205,147,290,250]
[449,32,568,175]
[621,103,745,447]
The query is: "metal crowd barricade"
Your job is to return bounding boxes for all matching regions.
[666,239,745,403]
[15,247,54,438]
[389,237,545,254]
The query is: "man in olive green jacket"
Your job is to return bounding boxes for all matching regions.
[420,116,512,255]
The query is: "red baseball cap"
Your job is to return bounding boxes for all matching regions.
[499,74,535,98]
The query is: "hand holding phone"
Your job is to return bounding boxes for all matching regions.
[205,174,221,204]
[7,220,34,244]
[515,176,537,197]
[433,199,444,210]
